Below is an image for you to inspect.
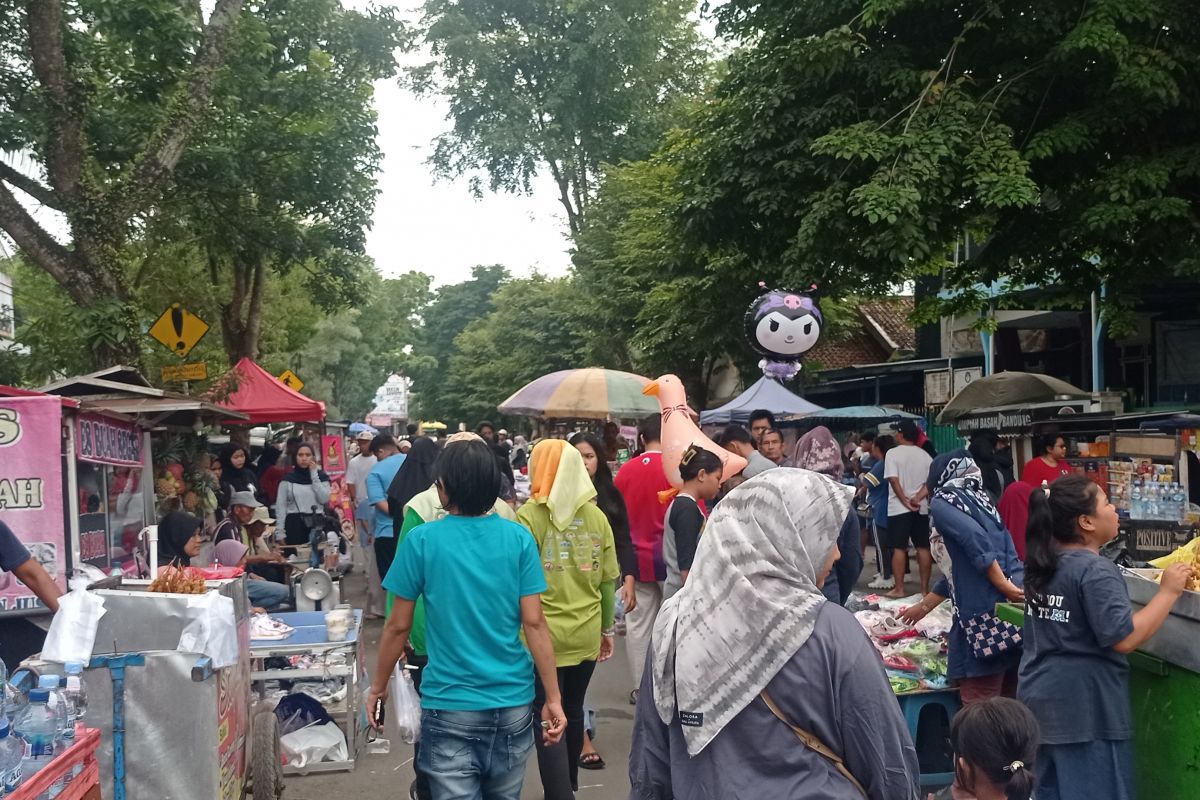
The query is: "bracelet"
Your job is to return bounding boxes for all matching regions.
[601,628,615,637]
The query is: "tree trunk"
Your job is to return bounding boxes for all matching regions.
[219,253,266,364]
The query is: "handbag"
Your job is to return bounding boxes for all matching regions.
[761,691,868,799]
[961,610,1022,660]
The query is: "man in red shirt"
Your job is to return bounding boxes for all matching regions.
[614,414,672,704]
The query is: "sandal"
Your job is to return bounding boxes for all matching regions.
[579,752,606,770]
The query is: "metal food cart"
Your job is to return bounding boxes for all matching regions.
[250,610,367,775]
[21,576,284,800]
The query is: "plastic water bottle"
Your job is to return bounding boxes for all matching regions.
[1131,481,1143,519]
[36,677,68,751]
[1172,482,1187,523]
[14,689,58,782]
[61,665,85,737]
[0,718,23,796]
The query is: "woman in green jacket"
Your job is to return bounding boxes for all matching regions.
[519,439,619,799]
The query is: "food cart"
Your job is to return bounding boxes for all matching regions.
[21,575,273,800]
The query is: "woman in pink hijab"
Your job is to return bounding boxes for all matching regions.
[789,426,863,604]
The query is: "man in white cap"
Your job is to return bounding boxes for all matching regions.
[345,428,385,618]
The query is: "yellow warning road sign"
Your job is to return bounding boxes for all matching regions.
[161,363,208,382]
[278,370,304,392]
[149,304,209,357]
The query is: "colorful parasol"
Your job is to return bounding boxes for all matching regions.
[499,368,660,420]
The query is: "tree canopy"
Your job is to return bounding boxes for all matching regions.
[410,0,707,235]
[679,0,1200,329]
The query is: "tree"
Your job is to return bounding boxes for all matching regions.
[0,0,247,363]
[145,0,404,363]
[407,265,508,419]
[572,141,739,404]
[410,0,707,235]
[299,271,433,419]
[442,275,590,422]
[681,0,1200,329]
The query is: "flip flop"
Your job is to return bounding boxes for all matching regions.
[579,752,606,770]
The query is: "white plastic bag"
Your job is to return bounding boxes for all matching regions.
[280,722,348,768]
[390,665,422,744]
[178,590,238,669]
[42,581,107,663]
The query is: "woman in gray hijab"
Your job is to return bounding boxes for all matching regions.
[629,469,919,799]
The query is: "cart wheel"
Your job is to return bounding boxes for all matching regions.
[250,707,284,799]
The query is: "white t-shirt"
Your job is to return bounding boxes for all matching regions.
[346,453,378,503]
[883,444,933,516]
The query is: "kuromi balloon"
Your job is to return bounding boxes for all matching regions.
[745,284,823,380]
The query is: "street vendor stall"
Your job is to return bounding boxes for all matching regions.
[21,574,267,800]
[250,609,367,775]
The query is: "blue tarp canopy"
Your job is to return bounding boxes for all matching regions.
[700,377,824,426]
[781,405,925,428]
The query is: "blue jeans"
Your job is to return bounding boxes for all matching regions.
[246,579,290,610]
[417,706,535,800]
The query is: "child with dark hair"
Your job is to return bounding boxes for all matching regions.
[1018,475,1191,800]
[934,697,1039,800]
[371,438,566,800]
[662,445,722,599]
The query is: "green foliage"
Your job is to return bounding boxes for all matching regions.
[406,265,508,420]
[680,0,1200,320]
[442,276,591,423]
[299,272,432,419]
[410,0,707,232]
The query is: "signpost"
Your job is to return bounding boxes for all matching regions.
[278,370,304,392]
[161,363,208,383]
[149,304,209,358]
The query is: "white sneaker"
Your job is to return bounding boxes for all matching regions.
[868,574,895,590]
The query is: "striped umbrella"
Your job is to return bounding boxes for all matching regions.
[499,368,660,420]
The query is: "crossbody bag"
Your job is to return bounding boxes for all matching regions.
[760,690,868,799]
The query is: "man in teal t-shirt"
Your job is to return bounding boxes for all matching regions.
[368,438,564,800]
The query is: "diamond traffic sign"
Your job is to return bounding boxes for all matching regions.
[278,370,304,392]
[149,304,209,358]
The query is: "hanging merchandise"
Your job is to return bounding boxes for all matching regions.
[744,283,824,381]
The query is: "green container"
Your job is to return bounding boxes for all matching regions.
[1128,652,1200,799]
[996,602,1200,799]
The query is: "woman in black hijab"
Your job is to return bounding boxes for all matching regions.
[158,511,203,566]
[387,436,440,527]
[218,443,259,499]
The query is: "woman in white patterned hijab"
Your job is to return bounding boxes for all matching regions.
[633,468,919,799]
[651,468,852,753]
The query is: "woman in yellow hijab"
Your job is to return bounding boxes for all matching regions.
[518,439,620,799]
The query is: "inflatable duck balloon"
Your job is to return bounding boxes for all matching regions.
[643,374,747,486]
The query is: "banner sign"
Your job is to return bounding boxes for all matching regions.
[321,434,347,479]
[76,412,143,466]
[78,511,109,570]
[0,396,67,609]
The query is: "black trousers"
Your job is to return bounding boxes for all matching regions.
[374,535,398,583]
[534,660,597,798]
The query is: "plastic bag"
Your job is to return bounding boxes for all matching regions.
[280,722,348,768]
[42,580,107,663]
[178,590,238,669]
[275,692,334,735]
[390,665,422,744]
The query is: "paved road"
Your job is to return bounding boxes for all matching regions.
[283,566,637,800]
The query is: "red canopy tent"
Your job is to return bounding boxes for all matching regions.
[216,357,325,424]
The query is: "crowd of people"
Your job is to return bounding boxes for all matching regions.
[140,408,1183,800]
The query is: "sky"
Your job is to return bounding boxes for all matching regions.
[356,4,575,286]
